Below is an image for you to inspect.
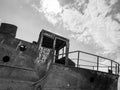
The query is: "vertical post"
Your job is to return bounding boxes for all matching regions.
[65,41,69,66]
[55,50,59,60]
[111,61,112,72]
[97,56,99,71]
[118,64,120,75]
[115,64,117,74]
[38,33,43,50]
[77,51,80,67]
[53,37,56,63]
[62,47,64,57]
[93,66,94,70]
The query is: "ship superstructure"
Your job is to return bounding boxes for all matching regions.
[0,23,119,90]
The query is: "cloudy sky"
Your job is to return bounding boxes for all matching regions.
[0,0,120,88]
[0,0,97,54]
[0,0,120,58]
[0,0,120,59]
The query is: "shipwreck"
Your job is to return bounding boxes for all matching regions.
[0,23,119,90]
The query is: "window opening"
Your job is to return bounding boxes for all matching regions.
[2,56,10,62]
[42,35,54,49]
[55,38,67,65]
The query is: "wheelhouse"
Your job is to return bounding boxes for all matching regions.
[37,29,120,75]
[38,29,70,65]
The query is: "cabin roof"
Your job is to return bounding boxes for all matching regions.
[40,29,69,42]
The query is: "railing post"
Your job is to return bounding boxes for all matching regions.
[97,56,99,71]
[118,64,120,75]
[115,64,117,74]
[77,51,80,67]
[111,61,112,72]
[93,66,94,70]
[65,41,69,66]
[62,48,64,58]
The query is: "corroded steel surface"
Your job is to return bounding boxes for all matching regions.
[42,64,119,90]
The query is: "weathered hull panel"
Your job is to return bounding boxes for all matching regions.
[0,79,33,90]
[0,64,118,90]
[42,64,119,90]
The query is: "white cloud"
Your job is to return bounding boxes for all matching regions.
[62,0,120,54]
[32,0,62,25]
[40,0,62,14]
[114,13,120,22]
[58,0,120,54]
[32,0,120,55]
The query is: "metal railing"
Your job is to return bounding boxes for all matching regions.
[58,50,120,75]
